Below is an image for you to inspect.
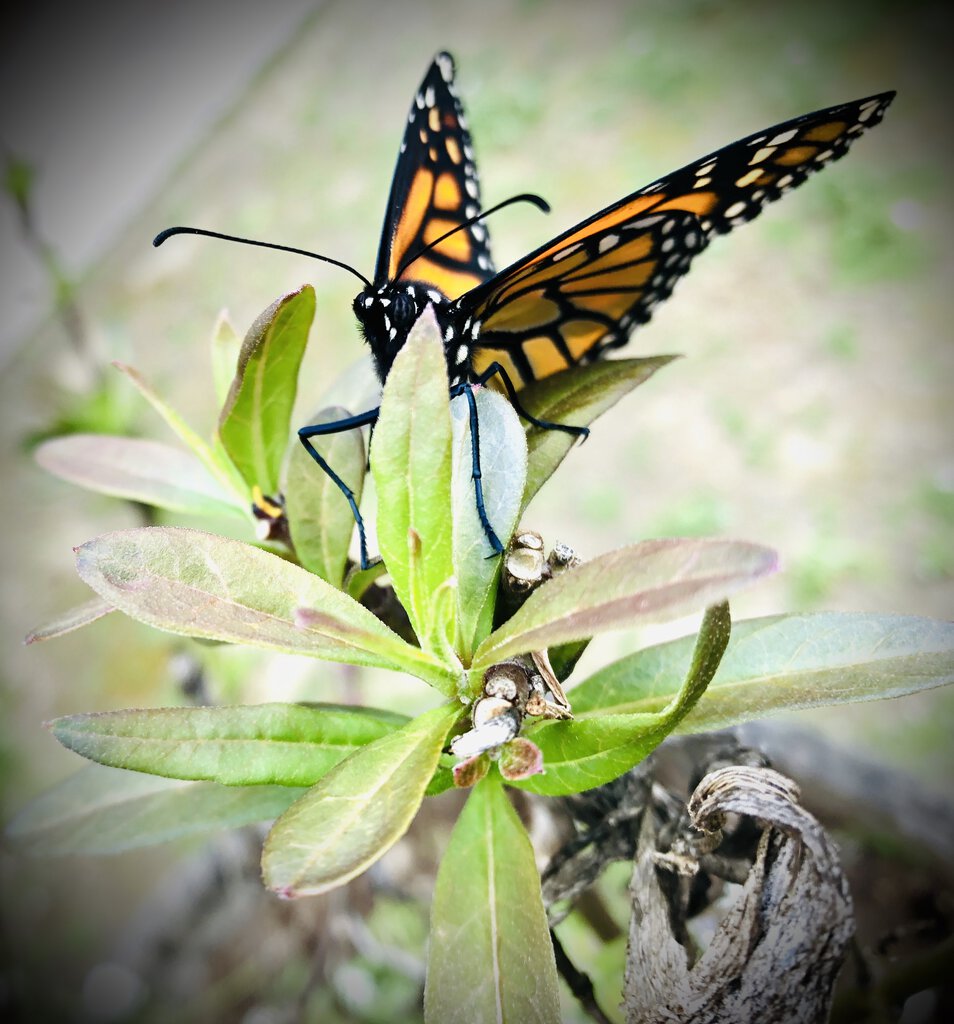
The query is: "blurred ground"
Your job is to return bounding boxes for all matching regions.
[1,0,952,1020]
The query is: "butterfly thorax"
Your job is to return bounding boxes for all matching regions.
[353,280,473,388]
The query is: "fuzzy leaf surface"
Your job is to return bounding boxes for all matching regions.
[218,285,315,495]
[516,602,732,795]
[451,388,527,661]
[6,764,303,855]
[518,356,676,505]
[473,538,776,667]
[569,611,954,729]
[113,361,246,501]
[50,703,407,787]
[74,527,454,689]
[285,405,365,587]
[425,774,561,1023]
[24,596,114,644]
[262,702,460,897]
[35,434,241,518]
[370,309,455,657]
[210,311,241,407]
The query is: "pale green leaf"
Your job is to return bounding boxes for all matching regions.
[50,703,407,787]
[218,285,316,495]
[25,596,114,644]
[262,702,461,897]
[517,602,732,795]
[284,405,365,587]
[370,308,456,657]
[569,611,954,730]
[451,388,527,661]
[74,527,455,690]
[473,538,776,667]
[6,764,303,855]
[211,310,242,407]
[519,356,676,506]
[35,434,243,518]
[113,361,247,502]
[425,774,561,1023]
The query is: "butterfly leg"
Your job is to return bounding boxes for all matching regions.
[461,382,505,559]
[298,407,380,570]
[473,361,590,440]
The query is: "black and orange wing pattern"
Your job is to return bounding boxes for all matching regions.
[373,51,494,301]
[462,90,895,388]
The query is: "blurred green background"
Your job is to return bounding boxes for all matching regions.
[2,0,952,1020]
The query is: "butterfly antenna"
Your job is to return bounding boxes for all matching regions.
[152,226,372,287]
[396,192,550,279]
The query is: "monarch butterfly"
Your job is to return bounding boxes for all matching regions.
[157,53,894,570]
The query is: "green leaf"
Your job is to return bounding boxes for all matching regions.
[262,702,461,897]
[518,356,677,506]
[569,611,954,730]
[50,703,408,787]
[210,310,242,407]
[473,538,776,667]
[451,388,527,661]
[516,602,731,795]
[75,527,456,690]
[6,764,304,855]
[24,596,114,644]
[35,434,243,518]
[284,406,365,588]
[218,285,316,495]
[370,309,456,658]
[425,774,561,1023]
[113,361,247,502]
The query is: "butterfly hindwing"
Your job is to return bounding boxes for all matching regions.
[374,51,494,301]
[463,90,895,387]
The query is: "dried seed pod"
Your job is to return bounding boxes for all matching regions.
[514,530,544,551]
[450,703,520,759]
[548,540,581,575]
[472,695,515,729]
[504,544,548,593]
[483,661,531,705]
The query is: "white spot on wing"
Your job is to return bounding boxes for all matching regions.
[553,243,582,261]
[769,129,797,145]
[749,146,776,165]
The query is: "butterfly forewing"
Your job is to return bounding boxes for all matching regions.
[462,89,895,388]
[374,51,494,301]
[469,211,706,385]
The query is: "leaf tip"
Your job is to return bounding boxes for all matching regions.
[499,738,544,781]
[452,753,490,788]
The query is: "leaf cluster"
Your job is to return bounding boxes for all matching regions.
[14,292,954,1021]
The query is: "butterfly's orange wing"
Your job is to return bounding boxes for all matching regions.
[374,52,494,300]
[462,91,895,387]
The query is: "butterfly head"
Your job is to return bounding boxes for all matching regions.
[354,281,458,383]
